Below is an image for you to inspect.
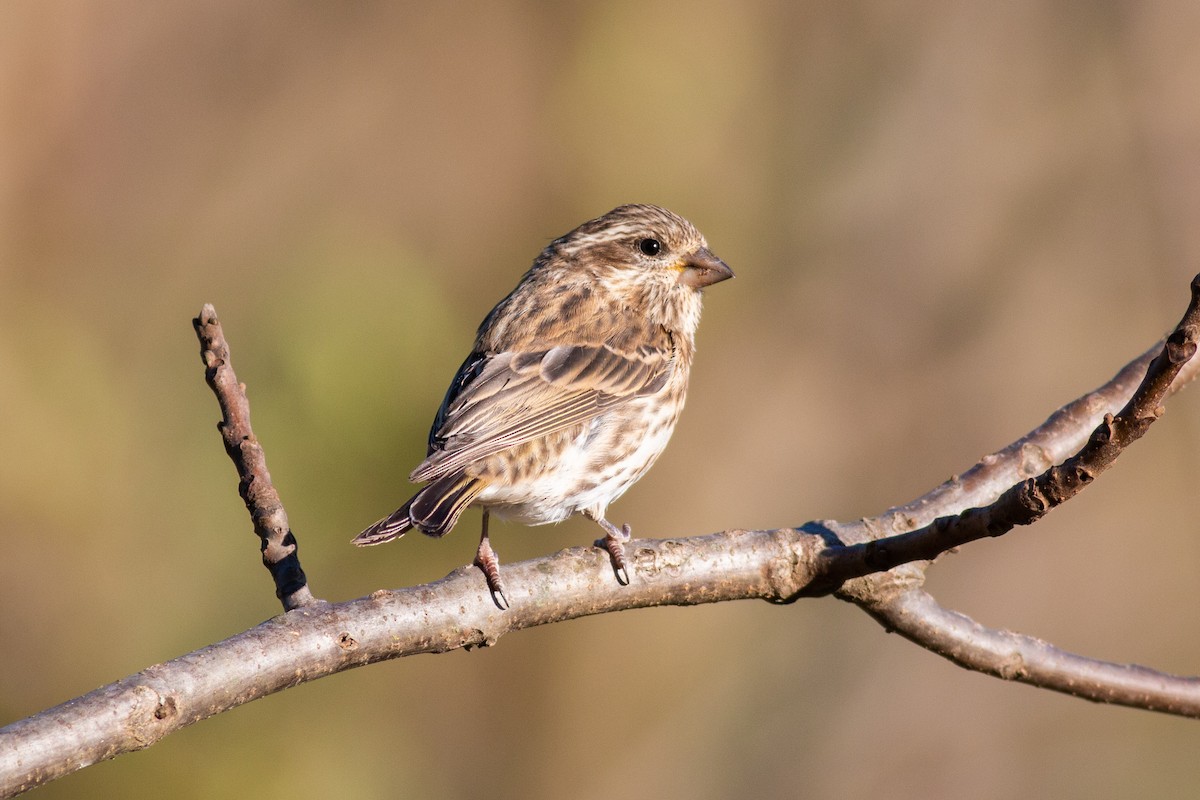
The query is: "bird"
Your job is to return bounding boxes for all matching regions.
[354,204,733,608]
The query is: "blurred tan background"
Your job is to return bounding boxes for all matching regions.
[4,2,1200,797]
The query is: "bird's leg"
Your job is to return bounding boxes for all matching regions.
[591,515,632,586]
[473,510,508,610]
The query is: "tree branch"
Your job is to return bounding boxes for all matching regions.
[3,278,1200,797]
[193,304,318,610]
[881,341,1162,529]
[812,275,1200,712]
[809,275,1200,584]
[863,588,1200,715]
[0,529,822,798]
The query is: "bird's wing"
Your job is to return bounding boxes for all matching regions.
[410,340,674,482]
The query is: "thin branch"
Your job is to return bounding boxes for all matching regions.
[795,512,1200,714]
[193,304,318,610]
[862,588,1200,715]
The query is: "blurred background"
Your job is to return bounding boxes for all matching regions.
[4,2,1200,797]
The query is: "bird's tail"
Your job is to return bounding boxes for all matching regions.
[409,474,484,537]
[353,474,484,546]
[353,497,415,546]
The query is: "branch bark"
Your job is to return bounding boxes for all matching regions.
[194,305,317,610]
[810,276,1200,585]
[0,530,820,798]
[2,278,1199,798]
[863,588,1200,715]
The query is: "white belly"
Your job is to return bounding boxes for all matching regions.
[475,398,679,525]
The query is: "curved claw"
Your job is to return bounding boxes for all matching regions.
[474,534,509,610]
[594,521,633,586]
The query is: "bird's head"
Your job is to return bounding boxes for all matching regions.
[549,204,734,294]
[547,204,733,335]
[479,204,733,351]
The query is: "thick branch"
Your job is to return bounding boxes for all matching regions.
[0,529,817,798]
[193,304,317,610]
[810,275,1200,583]
[878,344,1160,531]
[878,281,1200,536]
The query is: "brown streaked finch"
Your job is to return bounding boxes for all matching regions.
[355,204,733,608]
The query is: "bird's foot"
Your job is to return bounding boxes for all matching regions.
[473,535,509,610]
[594,520,632,586]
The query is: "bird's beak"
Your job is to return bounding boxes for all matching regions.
[677,247,735,289]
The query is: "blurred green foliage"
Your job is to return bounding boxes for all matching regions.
[3,2,1200,798]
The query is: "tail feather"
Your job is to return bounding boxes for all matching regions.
[409,475,484,537]
[353,499,416,546]
[353,475,484,546]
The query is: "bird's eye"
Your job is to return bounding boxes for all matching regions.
[638,238,662,257]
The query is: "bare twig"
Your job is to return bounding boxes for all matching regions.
[862,588,1200,715]
[193,305,318,610]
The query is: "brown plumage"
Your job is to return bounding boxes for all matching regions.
[355,204,733,607]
